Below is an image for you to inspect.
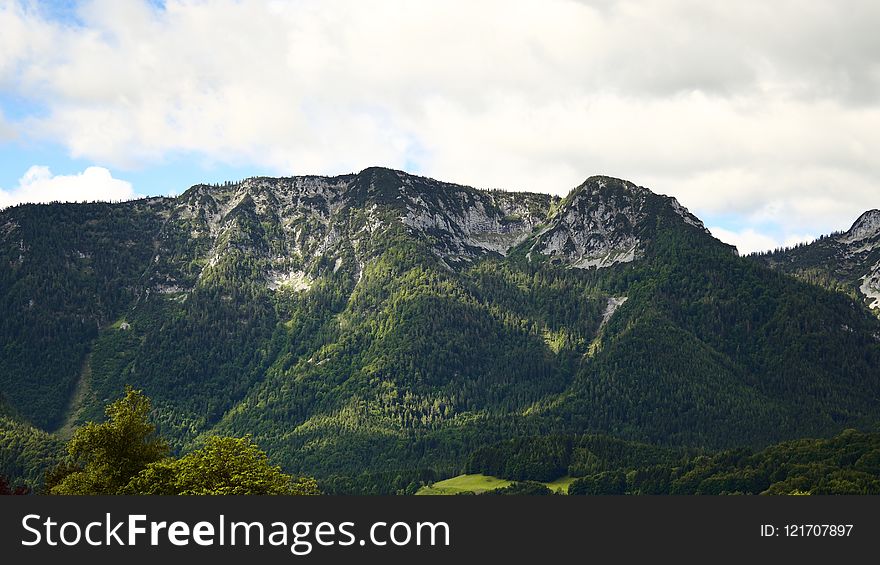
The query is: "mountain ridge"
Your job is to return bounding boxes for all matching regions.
[756,208,880,311]
[135,168,723,304]
[2,167,879,492]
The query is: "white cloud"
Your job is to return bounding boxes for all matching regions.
[709,226,815,255]
[1,0,879,239]
[0,109,14,141]
[0,166,137,209]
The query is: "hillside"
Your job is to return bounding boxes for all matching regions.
[754,210,880,311]
[2,168,879,492]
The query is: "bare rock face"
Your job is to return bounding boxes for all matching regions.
[529,176,708,269]
[837,211,880,309]
[533,177,648,269]
[138,168,717,298]
[390,170,554,260]
[838,210,880,245]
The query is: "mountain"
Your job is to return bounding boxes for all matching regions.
[2,167,880,492]
[754,210,880,311]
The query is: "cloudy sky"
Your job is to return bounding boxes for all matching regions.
[1,0,878,253]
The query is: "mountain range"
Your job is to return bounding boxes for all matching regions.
[2,167,879,492]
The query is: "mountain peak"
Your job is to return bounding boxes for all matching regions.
[529,174,715,269]
[533,176,652,269]
[569,176,652,204]
[581,175,648,191]
[357,165,406,176]
[840,209,880,244]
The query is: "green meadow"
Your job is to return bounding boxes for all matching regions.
[416,474,575,495]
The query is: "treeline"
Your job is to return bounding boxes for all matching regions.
[466,434,682,482]
[647,429,880,495]
[465,430,880,495]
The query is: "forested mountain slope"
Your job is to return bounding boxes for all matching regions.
[2,168,879,491]
[754,210,880,311]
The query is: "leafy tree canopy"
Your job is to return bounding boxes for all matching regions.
[50,387,168,494]
[49,388,318,495]
[125,436,319,495]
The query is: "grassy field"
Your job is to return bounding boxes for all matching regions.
[416,474,575,495]
[545,476,576,493]
[416,474,513,495]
